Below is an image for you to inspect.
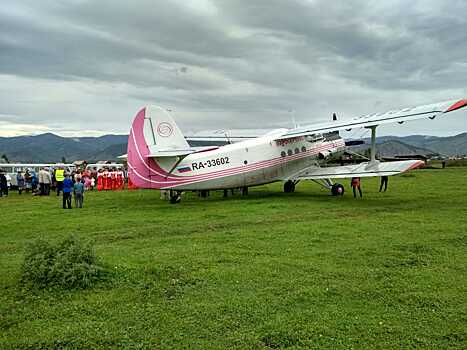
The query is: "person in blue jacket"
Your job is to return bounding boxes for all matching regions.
[16,171,25,195]
[31,171,38,194]
[62,174,73,209]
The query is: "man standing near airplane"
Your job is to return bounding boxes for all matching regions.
[379,176,389,192]
[55,166,65,196]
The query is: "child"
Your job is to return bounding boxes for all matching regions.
[73,179,85,208]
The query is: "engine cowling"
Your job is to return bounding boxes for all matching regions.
[318,148,337,160]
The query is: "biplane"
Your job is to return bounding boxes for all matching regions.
[126,99,467,203]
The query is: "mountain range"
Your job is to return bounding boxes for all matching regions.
[0,133,127,163]
[0,132,466,163]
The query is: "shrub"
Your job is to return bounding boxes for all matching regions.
[20,235,107,290]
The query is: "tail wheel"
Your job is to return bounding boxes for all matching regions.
[331,183,344,196]
[170,191,182,204]
[284,180,296,193]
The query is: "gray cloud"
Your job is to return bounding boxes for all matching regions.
[0,0,466,137]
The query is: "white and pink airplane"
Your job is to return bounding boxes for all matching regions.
[126,99,467,203]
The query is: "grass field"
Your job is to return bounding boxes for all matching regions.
[1,168,466,349]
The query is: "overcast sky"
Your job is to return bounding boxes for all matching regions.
[1,0,466,137]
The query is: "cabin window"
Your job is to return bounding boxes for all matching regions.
[301,146,306,152]
[244,160,248,165]
[287,149,293,156]
[294,148,299,154]
[281,151,286,157]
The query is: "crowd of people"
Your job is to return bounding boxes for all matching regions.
[96,168,126,191]
[0,166,128,208]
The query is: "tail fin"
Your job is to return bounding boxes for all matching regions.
[143,106,189,152]
[127,106,190,189]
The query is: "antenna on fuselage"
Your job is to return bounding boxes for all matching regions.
[223,131,232,144]
[214,129,231,144]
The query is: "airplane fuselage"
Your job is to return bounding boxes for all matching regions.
[154,130,346,191]
[126,106,347,192]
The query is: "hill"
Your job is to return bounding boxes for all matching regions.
[368,133,467,156]
[0,133,127,163]
[352,139,439,158]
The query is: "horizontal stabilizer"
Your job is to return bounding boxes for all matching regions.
[289,160,423,180]
[147,149,195,158]
[147,146,219,158]
[186,136,255,142]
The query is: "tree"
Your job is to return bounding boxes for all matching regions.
[1,154,9,163]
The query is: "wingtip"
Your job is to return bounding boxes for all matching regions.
[445,99,467,113]
[408,160,425,171]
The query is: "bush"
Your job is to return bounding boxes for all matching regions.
[20,235,107,290]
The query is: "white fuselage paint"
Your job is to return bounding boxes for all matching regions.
[157,129,345,191]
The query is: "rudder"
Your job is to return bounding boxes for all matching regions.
[143,105,189,152]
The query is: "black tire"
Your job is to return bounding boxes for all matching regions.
[284,180,296,193]
[170,193,181,204]
[331,183,345,196]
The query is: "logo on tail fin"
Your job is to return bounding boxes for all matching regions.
[157,122,173,137]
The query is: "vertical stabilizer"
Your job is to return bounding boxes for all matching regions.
[143,106,189,152]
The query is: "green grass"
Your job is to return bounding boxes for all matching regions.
[0,168,466,349]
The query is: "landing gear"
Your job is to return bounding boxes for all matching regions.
[169,190,182,204]
[284,180,296,193]
[331,183,345,196]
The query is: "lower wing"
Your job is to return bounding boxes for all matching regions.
[289,160,423,180]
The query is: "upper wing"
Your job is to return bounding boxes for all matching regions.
[288,160,423,180]
[277,99,467,140]
[185,128,271,143]
[186,136,256,142]
[146,146,219,158]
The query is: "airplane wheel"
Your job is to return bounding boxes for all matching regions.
[284,180,295,193]
[331,183,344,196]
[170,192,181,204]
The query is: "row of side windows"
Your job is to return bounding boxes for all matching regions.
[281,146,307,157]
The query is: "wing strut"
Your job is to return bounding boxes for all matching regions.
[367,125,378,163]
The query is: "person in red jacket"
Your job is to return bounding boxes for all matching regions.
[97,169,104,191]
[103,168,110,190]
[351,177,362,198]
[116,169,124,190]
